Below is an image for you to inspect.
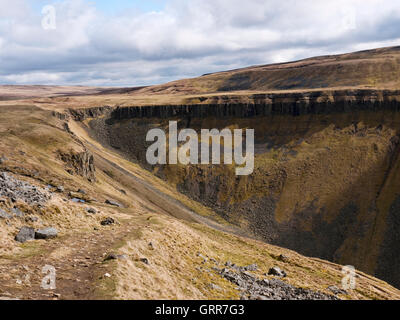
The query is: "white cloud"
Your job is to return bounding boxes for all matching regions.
[3,71,63,83]
[0,0,399,86]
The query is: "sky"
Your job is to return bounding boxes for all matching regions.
[0,0,400,87]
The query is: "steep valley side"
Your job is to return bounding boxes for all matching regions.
[81,92,400,289]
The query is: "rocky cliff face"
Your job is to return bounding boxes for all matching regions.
[58,150,96,182]
[111,90,400,120]
[80,90,400,289]
[69,106,112,121]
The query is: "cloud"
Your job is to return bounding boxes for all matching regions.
[0,0,400,86]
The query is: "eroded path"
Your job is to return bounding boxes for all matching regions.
[0,220,139,300]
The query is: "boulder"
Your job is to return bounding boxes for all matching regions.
[35,227,58,239]
[15,227,35,243]
[105,200,122,207]
[101,217,115,226]
[86,207,97,214]
[268,267,287,278]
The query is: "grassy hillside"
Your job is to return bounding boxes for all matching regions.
[136,46,400,95]
[0,103,399,300]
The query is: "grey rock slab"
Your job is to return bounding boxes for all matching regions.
[35,227,58,239]
[105,199,122,207]
[268,267,287,278]
[15,226,35,243]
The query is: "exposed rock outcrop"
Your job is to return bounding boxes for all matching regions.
[69,106,112,121]
[51,111,70,121]
[110,90,400,120]
[217,265,337,300]
[58,150,96,182]
[0,172,51,204]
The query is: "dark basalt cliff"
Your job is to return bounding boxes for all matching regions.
[76,89,400,289]
[110,90,400,120]
[69,106,112,121]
